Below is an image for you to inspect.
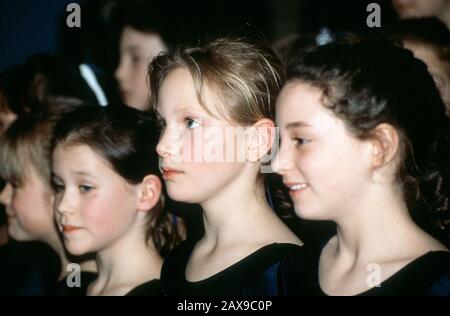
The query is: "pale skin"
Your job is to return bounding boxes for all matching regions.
[274,82,448,295]
[0,165,75,280]
[393,0,450,28]
[156,67,302,282]
[52,144,163,295]
[115,26,167,111]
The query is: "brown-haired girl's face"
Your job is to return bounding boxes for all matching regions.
[273,82,374,221]
[115,26,167,111]
[0,165,54,241]
[51,144,143,256]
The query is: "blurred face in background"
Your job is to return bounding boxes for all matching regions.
[115,26,167,111]
[0,165,55,242]
[392,0,449,19]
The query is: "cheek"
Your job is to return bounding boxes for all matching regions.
[80,191,135,237]
[297,143,368,191]
[11,189,53,237]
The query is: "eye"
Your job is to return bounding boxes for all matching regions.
[79,185,94,193]
[156,119,166,131]
[130,53,142,65]
[51,181,65,193]
[293,138,310,147]
[185,117,201,129]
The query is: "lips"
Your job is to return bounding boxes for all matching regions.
[283,182,309,197]
[62,225,82,234]
[161,167,184,180]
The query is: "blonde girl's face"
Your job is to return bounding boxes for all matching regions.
[155,67,249,205]
[273,82,374,221]
[115,26,167,111]
[0,165,55,241]
[51,144,141,256]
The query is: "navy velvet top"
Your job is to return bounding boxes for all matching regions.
[161,240,303,296]
[279,241,450,296]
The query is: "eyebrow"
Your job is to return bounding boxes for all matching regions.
[286,121,312,129]
[122,45,142,53]
[156,106,203,119]
[74,171,96,178]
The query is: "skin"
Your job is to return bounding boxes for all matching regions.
[52,144,163,295]
[156,67,301,282]
[392,0,450,27]
[274,81,447,295]
[115,26,167,111]
[0,165,70,279]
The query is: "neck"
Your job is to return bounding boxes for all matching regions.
[44,232,71,281]
[200,168,274,247]
[91,225,162,296]
[332,184,421,264]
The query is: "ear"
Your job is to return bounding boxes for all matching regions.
[246,119,276,163]
[370,123,400,170]
[136,175,162,212]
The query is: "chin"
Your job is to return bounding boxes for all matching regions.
[65,242,91,257]
[293,204,329,221]
[8,226,30,241]
[166,188,204,204]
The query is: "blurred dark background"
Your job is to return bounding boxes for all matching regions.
[0,0,399,72]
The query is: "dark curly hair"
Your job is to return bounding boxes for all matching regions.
[286,39,450,246]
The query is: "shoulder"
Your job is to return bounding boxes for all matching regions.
[241,243,305,296]
[375,251,450,296]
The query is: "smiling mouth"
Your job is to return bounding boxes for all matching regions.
[284,182,309,197]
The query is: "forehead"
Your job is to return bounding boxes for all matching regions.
[52,144,110,173]
[157,67,222,117]
[276,82,325,121]
[157,68,199,113]
[120,26,166,55]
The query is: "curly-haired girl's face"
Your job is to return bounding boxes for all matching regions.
[273,82,375,221]
[52,144,142,256]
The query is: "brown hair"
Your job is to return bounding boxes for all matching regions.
[50,105,184,256]
[0,101,80,188]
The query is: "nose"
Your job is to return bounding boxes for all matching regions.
[55,190,74,216]
[271,142,293,175]
[156,126,182,158]
[0,183,13,206]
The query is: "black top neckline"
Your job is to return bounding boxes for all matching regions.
[184,242,303,285]
[316,247,450,296]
